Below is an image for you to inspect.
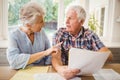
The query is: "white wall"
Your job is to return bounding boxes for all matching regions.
[89,0,109,38]
[89,0,120,42]
[57,0,65,28]
[0,0,8,40]
[76,0,90,28]
[0,0,2,40]
[110,0,120,42]
[0,0,8,48]
[89,0,108,12]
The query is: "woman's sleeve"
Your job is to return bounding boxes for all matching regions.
[6,33,30,69]
[42,30,51,65]
[43,30,50,50]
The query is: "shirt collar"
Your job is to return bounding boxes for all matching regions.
[68,26,84,38]
[77,26,83,38]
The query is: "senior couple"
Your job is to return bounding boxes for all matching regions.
[7,1,113,80]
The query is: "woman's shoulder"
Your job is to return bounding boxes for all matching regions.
[9,27,22,38]
[38,28,46,35]
[9,27,19,35]
[35,28,48,38]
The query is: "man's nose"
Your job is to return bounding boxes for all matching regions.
[66,18,69,24]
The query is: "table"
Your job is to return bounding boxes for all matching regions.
[0,66,17,80]
[0,64,120,80]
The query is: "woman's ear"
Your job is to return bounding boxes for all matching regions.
[26,23,32,28]
[37,15,45,26]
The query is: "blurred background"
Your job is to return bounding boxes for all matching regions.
[0,0,120,66]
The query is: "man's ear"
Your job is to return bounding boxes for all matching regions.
[79,19,84,25]
[81,20,85,25]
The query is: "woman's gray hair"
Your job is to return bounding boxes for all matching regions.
[65,3,86,22]
[19,1,45,25]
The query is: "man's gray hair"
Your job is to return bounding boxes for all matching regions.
[65,3,86,22]
[19,1,45,25]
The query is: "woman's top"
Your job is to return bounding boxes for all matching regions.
[7,27,50,69]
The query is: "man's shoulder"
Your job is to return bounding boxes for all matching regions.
[58,27,66,32]
[83,28,95,37]
[55,27,66,34]
[53,27,67,38]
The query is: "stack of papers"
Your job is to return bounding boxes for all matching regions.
[93,69,120,80]
[34,73,81,80]
[68,48,110,75]
[34,73,65,80]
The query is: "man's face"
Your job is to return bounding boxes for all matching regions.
[65,9,81,35]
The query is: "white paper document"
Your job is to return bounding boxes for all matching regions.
[93,69,120,80]
[34,73,65,80]
[34,73,81,80]
[68,48,110,75]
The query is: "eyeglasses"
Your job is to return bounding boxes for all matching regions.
[20,14,34,21]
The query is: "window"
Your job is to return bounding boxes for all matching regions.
[1,0,120,48]
[0,0,3,40]
[8,0,72,29]
[8,0,30,30]
[100,7,105,36]
[0,0,2,40]
[0,0,89,47]
[89,0,108,37]
[89,7,105,37]
[8,0,72,45]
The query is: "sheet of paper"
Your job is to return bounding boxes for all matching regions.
[10,66,49,80]
[34,73,66,80]
[93,69,120,80]
[68,48,110,75]
[34,73,81,80]
[70,77,81,80]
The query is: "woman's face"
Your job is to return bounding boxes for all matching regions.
[25,15,44,32]
[30,15,44,32]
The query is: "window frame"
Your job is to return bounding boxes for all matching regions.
[0,0,8,48]
[0,0,119,48]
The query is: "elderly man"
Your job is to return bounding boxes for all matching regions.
[52,3,113,79]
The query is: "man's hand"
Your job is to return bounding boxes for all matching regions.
[44,42,62,56]
[56,66,80,79]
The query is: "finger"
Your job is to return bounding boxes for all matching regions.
[63,66,68,69]
[72,69,80,73]
[55,47,61,53]
[53,48,59,53]
[51,48,60,56]
[63,72,75,79]
[71,69,80,75]
[55,42,63,47]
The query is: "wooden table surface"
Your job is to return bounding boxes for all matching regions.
[0,63,120,80]
[48,63,120,80]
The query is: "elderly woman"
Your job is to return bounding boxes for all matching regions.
[7,2,60,69]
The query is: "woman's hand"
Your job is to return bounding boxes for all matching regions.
[44,42,62,56]
[56,66,80,80]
